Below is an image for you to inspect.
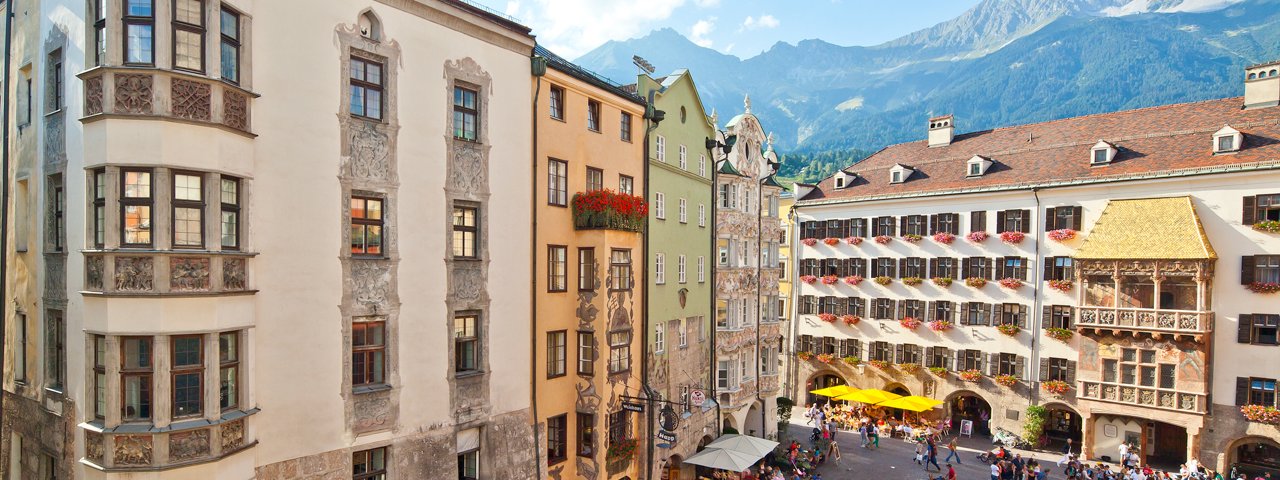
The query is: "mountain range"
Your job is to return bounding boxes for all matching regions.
[574,0,1280,182]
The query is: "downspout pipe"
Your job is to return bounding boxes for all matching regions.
[641,89,660,480]
[707,139,721,438]
[1030,188,1044,407]
[529,51,545,480]
[0,0,17,421]
[755,175,766,438]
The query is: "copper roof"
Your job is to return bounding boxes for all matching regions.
[1074,197,1217,260]
[798,97,1280,204]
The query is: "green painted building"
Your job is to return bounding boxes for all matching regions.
[634,69,717,479]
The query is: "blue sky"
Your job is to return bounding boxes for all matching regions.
[476,0,982,59]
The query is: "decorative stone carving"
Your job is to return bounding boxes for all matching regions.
[171,78,211,121]
[1159,392,1175,408]
[348,121,392,181]
[452,263,484,303]
[449,142,487,195]
[353,393,391,432]
[86,255,104,290]
[43,254,65,301]
[44,114,65,162]
[170,257,211,291]
[85,431,105,464]
[351,261,391,308]
[113,435,153,466]
[114,256,154,292]
[224,258,246,291]
[221,419,244,450]
[114,74,153,114]
[169,429,211,462]
[223,90,248,130]
[85,76,104,115]
[1180,393,1196,411]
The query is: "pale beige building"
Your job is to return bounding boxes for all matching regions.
[2,0,539,478]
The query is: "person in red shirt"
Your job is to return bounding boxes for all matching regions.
[946,463,957,480]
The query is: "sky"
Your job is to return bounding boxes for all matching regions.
[476,0,983,60]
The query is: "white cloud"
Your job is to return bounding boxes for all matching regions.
[693,0,721,6]
[690,17,717,48]
[722,43,736,54]
[508,0,688,58]
[741,14,780,31]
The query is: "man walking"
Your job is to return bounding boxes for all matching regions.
[945,436,962,464]
[925,437,942,472]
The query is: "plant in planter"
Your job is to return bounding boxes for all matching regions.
[897,362,922,374]
[902,233,923,243]
[801,238,818,247]
[1045,327,1074,342]
[1252,220,1280,234]
[821,275,840,285]
[994,374,1019,387]
[998,277,1023,289]
[929,366,948,377]
[868,359,892,370]
[967,231,990,243]
[958,369,983,382]
[606,437,639,462]
[899,317,922,330]
[800,275,818,285]
[932,277,953,287]
[1042,380,1071,396]
[874,235,893,245]
[818,313,837,323]
[841,315,861,326]
[1241,404,1280,425]
[846,236,864,246]
[1048,279,1073,292]
[965,277,988,288]
[929,319,955,332]
[1247,282,1280,294]
[933,232,956,245]
[823,237,841,246]
[874,276,892,286]
[902,276,924,286]
[1047,229,1077,242]
[844,275,864,286]
[796,351,814,361]
[572,190,648,232]
[999,231,1026,244]
[842,356,861,366]
[816,353,835,364]
[997,323,1022,336]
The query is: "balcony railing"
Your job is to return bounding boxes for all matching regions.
[1078,380,1207,414]
[83,251,254,296]
[1076,306,1212,335]
[571,190,645,233]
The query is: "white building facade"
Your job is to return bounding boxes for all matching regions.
[791,63,1280,474]
[2,0,539,478]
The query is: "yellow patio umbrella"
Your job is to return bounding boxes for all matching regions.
[809,385,859,398]
[876,395,944,412]
[834,389,902,404]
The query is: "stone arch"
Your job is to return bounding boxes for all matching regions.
[943,389,993,436]
[1039,402,1084,449]
[883,381,911,396]
[1227,435,1280,472]
[804,370,849,406]
[723,415,739,434]
[357,8,384,41]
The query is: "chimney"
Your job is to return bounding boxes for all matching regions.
[928,115,954,147]
[1244,61,1280,110]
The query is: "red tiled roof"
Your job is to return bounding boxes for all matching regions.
[799,97,1280,204]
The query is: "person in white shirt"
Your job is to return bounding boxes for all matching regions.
[992,462,1002,480]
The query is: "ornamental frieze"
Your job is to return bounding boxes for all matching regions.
[170,257,211,292]
[171,78,212,121]
[169,428,211,462]
[221,419,245,450]
[347,121,392,181]
[114,74,153,115]
[113,435,153,466]
[223,258,247,291]
[85,76,104,115]
[114,257,154,292]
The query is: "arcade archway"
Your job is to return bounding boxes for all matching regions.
[745,401,764,437]
[945,390,992,437]
[1229,436,1280,478]
[1041,403,1083,452]
[883,383,912,421]
[805,372,848,406]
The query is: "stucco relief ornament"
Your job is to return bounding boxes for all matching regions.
[223,91,249,130]
[348,121,392,180]
[450,142,487,195]
[353,394,391,430]
[114,257,154,292]
[223,258,246,290]
[44,115,65,160]
[171,78,212,121]
[169,429,211,461]
[114,74,154,114]
[351,261,391,307]
[114,435,153,466]
[85,76,104,115]
[86,256,105,290]
[221,419,245,450]
[170,257,210,291]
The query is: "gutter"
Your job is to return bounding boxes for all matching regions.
[785,207,800,407]
[641,90,655,480]
[1029,188,1044,407]
[1,0,16,419]
[529,50,544,480]
[707,141,722,438]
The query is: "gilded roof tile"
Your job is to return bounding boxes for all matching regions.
[1074,197,1217,260]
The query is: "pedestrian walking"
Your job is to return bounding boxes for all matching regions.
[870,423,880,448]
[926,439,942,472]
[945,436,962,464]
[859,423,869,448]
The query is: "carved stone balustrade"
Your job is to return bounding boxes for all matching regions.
[79,67,256,135]
[83,251,254,296]
[1076,306,1212,338]
[1078,380,1207,414]
[82,412,255,471]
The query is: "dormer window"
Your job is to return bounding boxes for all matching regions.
[1214,125,1242,153]
[834,172,856,189]
[966,155,992,177]
[1090,140,1116,166]
[835,176,846,189]
[889,164,913,184]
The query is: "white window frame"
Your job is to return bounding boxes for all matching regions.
[679,145,688,170]
[699,154,707,177]
[656,135,666,162]
[678,254,687,283]
[678,198,687,223]
[655,253,666,284]
[655,192,665,219]
[678,319,688,347]
[698,256,706,283]
[655,324,665,354]
[698,204,706,227]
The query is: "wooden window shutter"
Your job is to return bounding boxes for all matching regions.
[858,218,869,237]
[961,258,971,279]
[1072,206,1083,231]
[953,350,964,371]
[926,301,936,321]
[986,353,999,376]
[1018,305,1028,328]
[1239,314,1253,344]
[929,214,938,234]
[799,221,809,238]
[988,304,1000,326]
[984,258,994,279]
[1044,257,1055,281]
[1244,196,1257,226]
[1066,360,1076,384]
[899,216,908,237]
[996,211,1007,232]
[971,211,986,233]
[1015,355,1027,380]
[836,297,847,316]
[1039,359,1050,381]
[1043,305,1053,327]
[1019,258,1030,281]
[942,348,952,370]
[895,344,905,363]
[924,346,935,366]
[1020,209,1032,233]
[1237,377,1250,406]
[860,258,869,277]
[929,259,939,278]
[1242,256,1256,285]
[1045,207,1057,231]
[897,258,906,278]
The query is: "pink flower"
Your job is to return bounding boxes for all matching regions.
[933,232,955,245]
[844,275,864,286]
[966,231,989,243]
[899,317,922,330]
[818,313,837,323]
[846,237,863,246]
[1048,279,1073,292]
[1047,229,1077,242]
[874,235,892,244]
[998,277,1023,289]
[999,231,1026,244]
[902,234,922,243]
[801,238,818,247]
[800,275,818,284]
[821,275,839,285]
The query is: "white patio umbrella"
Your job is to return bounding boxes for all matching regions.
[704,434,779,458]
[681,447,759,472]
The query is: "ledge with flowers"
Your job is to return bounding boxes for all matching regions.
[571,190,647,233]
[1241,404,1280,425]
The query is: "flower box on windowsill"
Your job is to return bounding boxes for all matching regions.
[841,315,860,326]
[902,234,923,243]
[821,275,840,285]
[874,276,892,286]
[929,367,948,377]
[997,323,1021,336]
[801,238,818,247]
[958,369,983,382]
[606,437,639,462]
[897,362,921,374]
[1047,279,1073,292]
[1047,229,1077,242]
[800,275,818,285]
[868,359,892,370]
[1042,380,1071,396]
[932,277,953,288]
[571,190,647,232]
[902,276,924,287]
[823,237,841,246]
[933,232,955,245]
[845,275,864,286]
[1247,282,1280,294]
[965,277,988,288]
[1241,404,1280,425]
[846,237,863,246]
[998,278,1023,290]
[899,317,922,330]
[1045,327,1074,342]
[842,356,861,366]
[967,231,989,243]
[818,313,837,323]
[999,231,1025,244]
[816,353,835,364]
[929,320,954,332]
[1252,220,1280,234]
[797,351,814,361]
[994,374,1019,387]
[874,235,892,245]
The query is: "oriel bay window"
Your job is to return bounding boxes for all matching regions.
[577,331,594,376]
[351,196,384,256]
[219,6,241,83]
[455,314,479,374]
[124,0,156,65]
[453,85,479,141]
[173,173,204,248]
[46,311,65,392]
[349,56,384,120]
[352,319,386,386]
[547,414,568,465]
[121,337,153,421]
[93,0,107,66]
[219,331,239,410]
[121,169,153,247]
[93,169,106,248]
[172,0,206,72]
[171,335,204,418]
[94,335,107,419]
[453,204,479,259]
[577,412,595,457]
[220,176,240,249]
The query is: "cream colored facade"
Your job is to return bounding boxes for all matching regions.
[3,0,539,478]
[532,49,647,480]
